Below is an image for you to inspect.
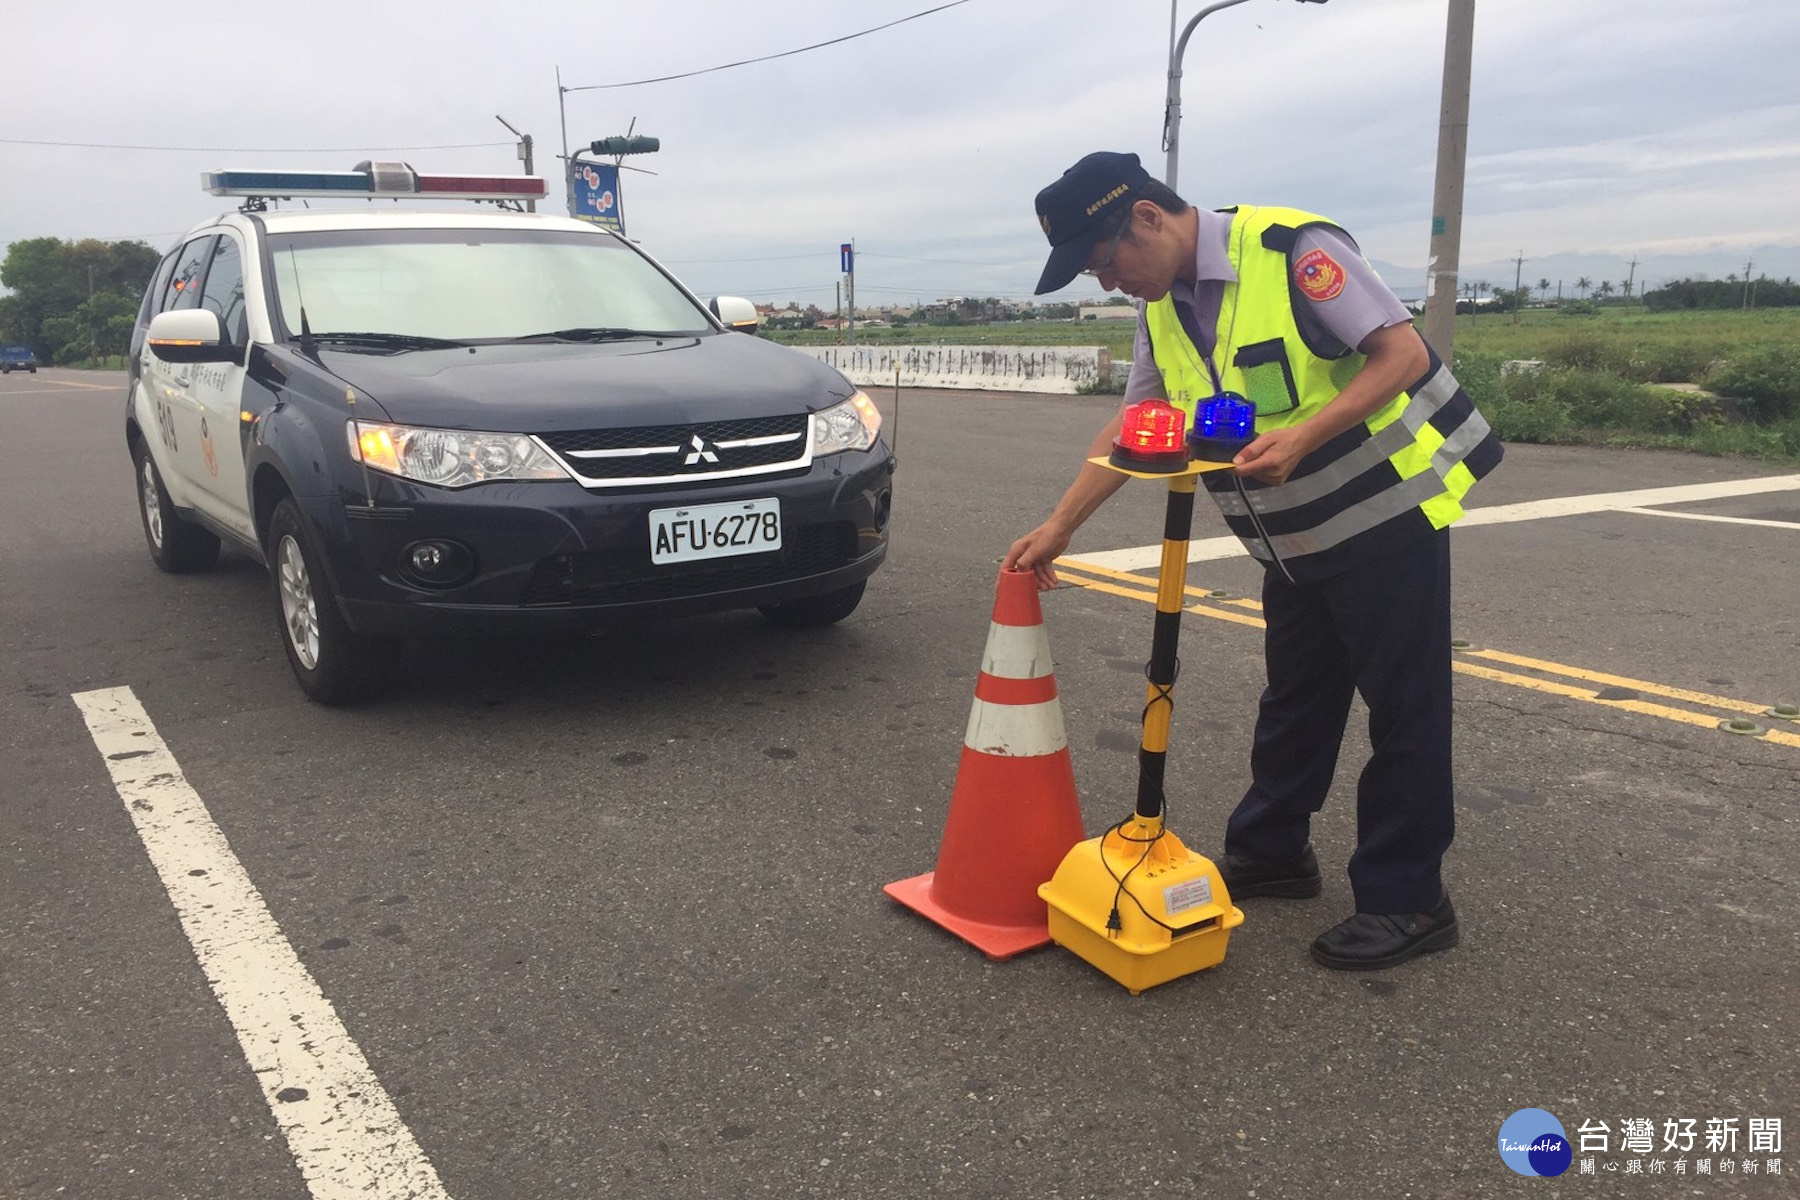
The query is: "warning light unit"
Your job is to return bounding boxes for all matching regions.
[1108,399,1189,472]
[201,161,547,202]
[1048,450,1244,993]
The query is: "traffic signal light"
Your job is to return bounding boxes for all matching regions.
[589,136,661,156]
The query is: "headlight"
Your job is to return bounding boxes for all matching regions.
[348,420,569,488]
[811,391,882,456]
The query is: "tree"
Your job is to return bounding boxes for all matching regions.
[0,236,161,363]
[1598,280,1614,302]
[1496,286,1532,313]
[1536,277,1551,304]
[1575,276,1593,299]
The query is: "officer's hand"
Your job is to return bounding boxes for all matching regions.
[1002,524,1071,591]
[1233,426,1316,486]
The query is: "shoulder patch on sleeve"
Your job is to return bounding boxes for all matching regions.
[1293,248,1346,302]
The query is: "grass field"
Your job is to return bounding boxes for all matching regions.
[768,306,1800,463]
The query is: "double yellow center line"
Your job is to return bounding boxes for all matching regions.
[1054,557,1800,750]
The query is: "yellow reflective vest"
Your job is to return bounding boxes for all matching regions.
[1144,204,1503,581]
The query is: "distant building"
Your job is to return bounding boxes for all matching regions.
[1078,303,1139,322]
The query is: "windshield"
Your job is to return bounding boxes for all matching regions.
[264,227,713,343]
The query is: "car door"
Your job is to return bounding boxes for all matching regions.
[138,234,215,507]
[183,233,256,539]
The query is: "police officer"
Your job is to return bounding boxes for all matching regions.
[1005,151,1503,970]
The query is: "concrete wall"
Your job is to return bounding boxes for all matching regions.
[793,344,1111,395]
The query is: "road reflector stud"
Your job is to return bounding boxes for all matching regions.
[1765,703,1799,721]
[883,568,1087,961]
[1720,718,1765,736]
[1451,638,1473,651]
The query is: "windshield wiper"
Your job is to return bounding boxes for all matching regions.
[307,331,470,352]
[506,327,694,344]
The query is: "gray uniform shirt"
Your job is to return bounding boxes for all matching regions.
[1123,206,1411,405]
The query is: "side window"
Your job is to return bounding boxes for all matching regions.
[130,248,183,359]
[137,249,180,326]
[198,237,247,344]
[162,237,215,312]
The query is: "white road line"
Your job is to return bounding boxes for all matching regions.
[1619,506,1800,531]
[1456,474,1800,526]
[1069,473,1800,571]
[71,686,454,1200]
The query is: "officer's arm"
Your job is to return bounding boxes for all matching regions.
[1001,411,1130,589]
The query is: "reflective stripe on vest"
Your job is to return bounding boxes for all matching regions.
[1145,204,1501,578]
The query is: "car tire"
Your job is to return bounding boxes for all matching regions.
[267,497,399,705]
[757,580,866,629]
[133,440,221,573]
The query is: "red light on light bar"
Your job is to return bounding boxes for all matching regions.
[1109,399,1189,473]
[415,174,548,199]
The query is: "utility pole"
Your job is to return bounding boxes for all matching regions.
[495,115,535,212]
[1742,258,1755,310]
[1423,0,1476,365]
[1624,255,1638,300]
[1512,250,1524,324]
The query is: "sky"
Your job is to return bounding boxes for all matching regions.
[4,0,1797,309]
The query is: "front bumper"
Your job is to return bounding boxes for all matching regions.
[325,446,895,638]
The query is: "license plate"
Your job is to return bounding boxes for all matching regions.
[650,498,782,564]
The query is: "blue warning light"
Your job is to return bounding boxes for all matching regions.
[1198,394,1254,440]
[1188,392,1256,462]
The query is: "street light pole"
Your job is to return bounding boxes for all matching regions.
[1164,1,1328,191]
[495,115,535,213]
[1163,0,1253,189]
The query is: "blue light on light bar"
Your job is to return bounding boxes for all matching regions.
[202,170,373,197]
[202,162,548,202]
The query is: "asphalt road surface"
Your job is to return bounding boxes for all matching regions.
[4,366,1796,1198]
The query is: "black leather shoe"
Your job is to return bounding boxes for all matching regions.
[1310,895,1459,970]
[1217,845,1321,899]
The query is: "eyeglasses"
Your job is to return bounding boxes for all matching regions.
[1080,214,1133,278]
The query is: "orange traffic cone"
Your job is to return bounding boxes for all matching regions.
[884,568,1088,960]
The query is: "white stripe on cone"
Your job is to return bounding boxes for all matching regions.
[964,697,1068,758]
[981,622,1055,680]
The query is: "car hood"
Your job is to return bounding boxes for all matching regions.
[317,333,854,431]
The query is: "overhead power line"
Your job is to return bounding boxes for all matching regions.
[0,137,512,153]
[563,0,974,91]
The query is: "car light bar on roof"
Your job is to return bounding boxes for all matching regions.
[202,160,548,201]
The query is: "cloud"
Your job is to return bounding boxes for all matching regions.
[3,0,1796,303]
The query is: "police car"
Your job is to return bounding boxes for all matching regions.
[128,163,894,704]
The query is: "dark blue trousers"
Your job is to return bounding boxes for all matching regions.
[1223,528,1455,914]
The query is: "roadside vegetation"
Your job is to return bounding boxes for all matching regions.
[768,302,1800,465]
[0,237,160,366]
[1453,307,1799,462]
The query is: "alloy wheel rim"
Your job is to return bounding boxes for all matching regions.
[277,534,321,669]
[140,459,164,548]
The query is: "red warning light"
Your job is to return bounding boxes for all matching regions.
[1109,399,1189,472]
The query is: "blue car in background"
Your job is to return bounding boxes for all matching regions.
[0,345,38,374]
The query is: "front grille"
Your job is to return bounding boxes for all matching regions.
[522,521,860,607]
[540,415,810,483]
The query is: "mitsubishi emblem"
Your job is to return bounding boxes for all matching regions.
[683,434,720,465]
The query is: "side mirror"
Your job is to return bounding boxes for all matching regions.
[708,296,761,334]
[146,309,239,364]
